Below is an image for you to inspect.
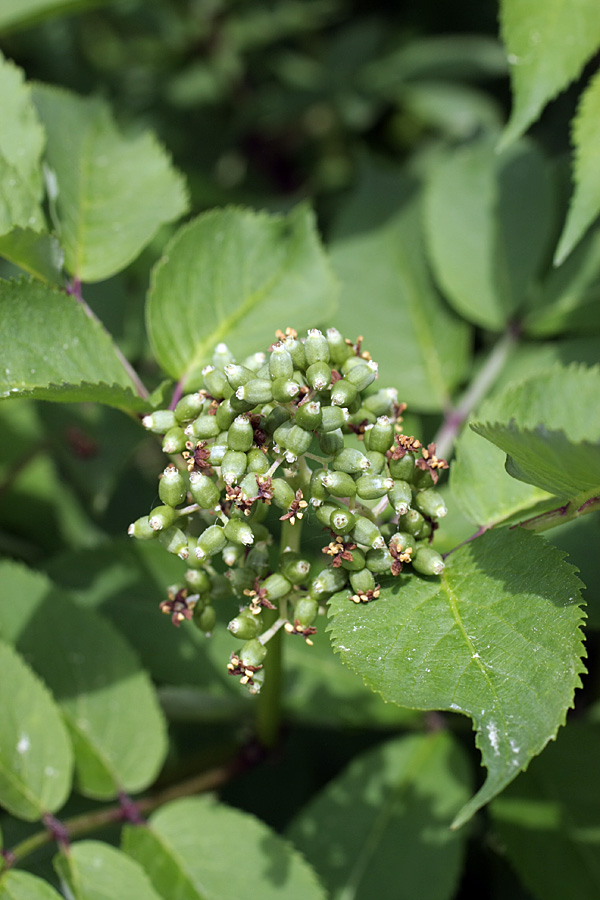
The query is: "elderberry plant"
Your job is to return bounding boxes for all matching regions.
[129,328,449,694]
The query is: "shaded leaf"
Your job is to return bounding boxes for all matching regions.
[0,0,107,33]
[0,561,168,800]
[0,277,148,411]
[287,732,471,900]
[123,795,327,900]
[471,364,600,498]
[329,165,471,411]
[0,640,72,820]
[32,84,188,282]
[499,0,600,147]
[146,204,338,388]
[328,528,585,827]
[0,870,64,900]
[0,52,45,236]
[55,841,163,900]
[555,69,600,265]
[0,228,63,283]
[490,722,600,900]
[424,138,555,329]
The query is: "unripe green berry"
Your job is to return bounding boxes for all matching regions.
[350,515,385,549]
[215,397,237,430]
[344,360,378,391]
[366,547,394,573]
[306,361,331,391]
[189,471,220,508]
[272,419,294,449]
[355,474,394,500]
[330,507,357,535]
[304,328,330,365]
[330,379,358,408]
[224,517,254,546]
[228,611,262,640]
[397,509,426,536]
[224,363,254,390]
[414,488,447,519]
[280,551,311,584]
[221,450,247,484]
[229,393,255,414]
[159,465,187,507]
[246,447,270,474]
[319,429,344,455]
[263,572,292,600]
[142,409,176,434]
[332,447,370,474]
[174,392,207,424]
[283,335,306,369]
[294,596,318,627]
[390,531,417,555]
[223,542,245,566]
[208,433,229,465]
[388,480,412,515]
[148,505,177,532]
[271,478,296,511]
[363,416,394,453]
[388,453,416,482]
[322,470,357,498]
[363,387,398,417]
[272,377,300,402]
[202,365,229,399]
[349,567,376,595]
[128,515,158,540]
[185,415,221,440]
[412,545,445,576]
[195,604,216,635]
[195,524,227,560]
[242,351,267,372]
[365,450,386,474]
[184,568,211,592]
[340,545,366,571]
[311,565,348,597]
[245,541,271,578]
[228,415,254,452]
[236,378,273,405]
[347,407,377,428]
[309,469,329,503]
[240,639,267,667]
[158,526,189,559]
[212,342,235,369]
[295,400,322,431]
[226,566,256,598]
[315,501,341,528]
[162,426,187,454]
[320,405,349,433]
[283,424,313,458]
[326,328,353,366]
[269,344,294,380]
[265,405,291,435]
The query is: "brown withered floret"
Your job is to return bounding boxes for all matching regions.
[345,334,371,361]
[160,587,194,627]
[243,578,276,614]
[256,475,274,503]
[225,484,255,516]
[351,585,381,604]
[347,419,370,439]
[182,440,213,475]
[388,434,422,461]
[389,541,412,576]
[415,442,449,485]
[280,489,308,524]
[322,535,356,568]
[227,652,263,686]
[284,620,317,645]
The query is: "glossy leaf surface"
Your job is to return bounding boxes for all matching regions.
[55,841,163,900]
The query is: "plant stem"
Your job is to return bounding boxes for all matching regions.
[255,519,300,748]
[434,323,520,460]
[515,494,600,534]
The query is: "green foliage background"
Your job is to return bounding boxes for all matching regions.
[0,1,600,899]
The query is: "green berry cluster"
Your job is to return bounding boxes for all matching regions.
[129,328,449,693]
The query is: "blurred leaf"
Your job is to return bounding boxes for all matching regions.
[329,165,471,412]
[499,0,600,148]
[287,732,471,900]
[0,228,63,283]
[555,69,600,265]
[525,226,600,336]
[328,528,585,828]
[32,84,188,282]
[490,723,600,900]
[147,204,338,388]
[402,81,503,139]
[424,138,555,330]
[0,870,63,900]
[0,52,45,235]
[471,364,600,498]
[0,277,148,411]
[123,795,327,900]
[55,841,163,900]
[0,0,109,33]
[544,514,600,628]
[0,640,72,820]
[0,561,168,800]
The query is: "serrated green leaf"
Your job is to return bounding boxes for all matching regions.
[32,85,188,283]
[424,138,555,329]
[499,0,600,148]
[0,228,63,283]
[123,795,327,900]
[490,722,600,900]
[287,732,471,900]
[0,277,148,411]
[146,204,338,388]
[0,561,168,799]
[0,640,72,820]
[471,365,600,498]
[451,395,551,528]
[0,870,64,900]
[525,226,600,336]
[0,52,45,238]
[555,69,600,265]
[329,165,471,412]
[55,841,163,900]
[328,528,585,828]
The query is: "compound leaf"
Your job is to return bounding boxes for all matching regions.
[55,841,163,900]
[146,204,338,389]
[471,364,600,498]
[328,528,585,828]
[0,561,168,800]
[329,165,471,412]
[0,870,64,900]
[287,732,471,900]
[0,640,72,820]
[32,84,188,283]
[0,277,148,411]
[499,0,600,148]
[555,69,600,265]
[123,795,326,900]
